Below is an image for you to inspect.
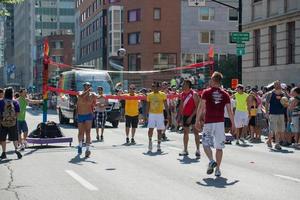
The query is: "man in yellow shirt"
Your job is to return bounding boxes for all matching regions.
[125,84,139,145]
[146,82,169,153]
[234,84,249,145]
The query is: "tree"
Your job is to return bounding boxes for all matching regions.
[0,0,24,16]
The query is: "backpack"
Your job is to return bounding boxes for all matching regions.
[1,100,17,127]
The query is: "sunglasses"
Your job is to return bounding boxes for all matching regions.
[129,88,135,90]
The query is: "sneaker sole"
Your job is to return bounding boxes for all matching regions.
[207,162,217,175]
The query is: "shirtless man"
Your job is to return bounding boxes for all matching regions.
[77,82,97,158]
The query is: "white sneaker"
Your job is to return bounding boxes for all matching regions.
[148,141,153,152]
[215,168,221,177]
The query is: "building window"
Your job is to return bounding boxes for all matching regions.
[153,53,177,69]
[128,32,140,45]
[254,29,260,67]
[153,8,161,20]
[267,0,279,17]
[128,9,141,22]
[287,21,295,64]
[153,31,161,43]
[252,0,263,20]
[229,8,238,21]
[128,54,141,71]
[199,31,214,44]
[199,7,214,21]
[269,26,277,65]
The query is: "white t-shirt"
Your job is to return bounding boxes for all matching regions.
[224,98,236,118]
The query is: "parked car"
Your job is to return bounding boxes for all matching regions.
[56,70,121,128]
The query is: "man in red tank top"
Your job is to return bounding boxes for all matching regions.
[195,72,235,177]
[179,80,201,158]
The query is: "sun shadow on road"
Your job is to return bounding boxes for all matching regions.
[270,149,294,154]
[177,156,200,164]
[236,143,253,148]
[142,151,168,156]
[197,177,239,188]
[69,154,98,165]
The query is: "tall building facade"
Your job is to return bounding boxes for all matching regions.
[242,0,300,86]
[76,0,181,88]
[14,0,75,88]
[0,12,4,87]
[181,0,238,83]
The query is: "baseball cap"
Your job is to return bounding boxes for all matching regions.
[236,84,244,89]
[83,82,92,86]
[281,83,287,90]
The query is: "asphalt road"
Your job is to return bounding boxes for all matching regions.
[0,108,300,200]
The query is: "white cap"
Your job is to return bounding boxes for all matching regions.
[281,83,287,90]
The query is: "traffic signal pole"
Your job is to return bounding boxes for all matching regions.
[238,0,242,83]
[211,0,242,82]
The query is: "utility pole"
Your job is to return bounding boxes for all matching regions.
[211,0,242,82]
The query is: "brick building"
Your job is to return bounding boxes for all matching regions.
[36,32,74,91]
[75,0,181,88]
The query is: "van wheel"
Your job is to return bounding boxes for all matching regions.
[112,121,119,128]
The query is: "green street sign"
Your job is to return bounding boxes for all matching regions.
[236,43,245,48]
[231,32,250,42]
[236,47,245,56]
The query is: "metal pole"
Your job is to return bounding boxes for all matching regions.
[238,0,242,83]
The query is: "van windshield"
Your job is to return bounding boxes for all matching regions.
[76,80,113,95]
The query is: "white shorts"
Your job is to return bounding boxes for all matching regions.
[148,113,165,130]
[234,111,249,128]
[202,122,226,149]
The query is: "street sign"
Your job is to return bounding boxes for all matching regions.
[236,43,245,48]
[231,32,250,42]
[236,48,245,56]
[188,0,205,7]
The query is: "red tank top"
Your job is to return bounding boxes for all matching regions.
[181,90,196,116]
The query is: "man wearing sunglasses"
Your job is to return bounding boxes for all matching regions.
[77,82,97,158]
[124,84,139,144]
[146,82,169,152]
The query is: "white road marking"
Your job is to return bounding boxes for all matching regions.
[274,174,300,183]
[168,146,182,151]
[65,170,99,191]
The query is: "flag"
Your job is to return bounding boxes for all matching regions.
[44,39,49,57]
[208,45,214,59]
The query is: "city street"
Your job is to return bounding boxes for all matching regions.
[0,108,299,200]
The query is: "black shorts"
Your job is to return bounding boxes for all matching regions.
[125,115,139,128]
[95,112,107,128]
[224,118,231,128]
[249,116,256,127]
[182,115,196,127]
[0,125,18,142]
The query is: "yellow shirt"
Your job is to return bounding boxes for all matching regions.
[125,94,139,117]
[147,91,167,114]
[234,93,249,112]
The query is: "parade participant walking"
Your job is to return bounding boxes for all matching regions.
[247,94,258,142]
[179,80,201,158]
[161,81,170,141]
[0,87,22,160]
[234,84,249,145]
[77,82,97,157]
[124,84,139,144]
[195,72,235,177]
[95,86,108,141]
[265,80,286,150]
[146,82,169,153]
[289,87,300,148]
[17,88,43,150]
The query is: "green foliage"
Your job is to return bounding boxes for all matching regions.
[0,0,24,16]
[215,57,238,89]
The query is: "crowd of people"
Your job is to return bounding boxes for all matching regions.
[0,73,299,177]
